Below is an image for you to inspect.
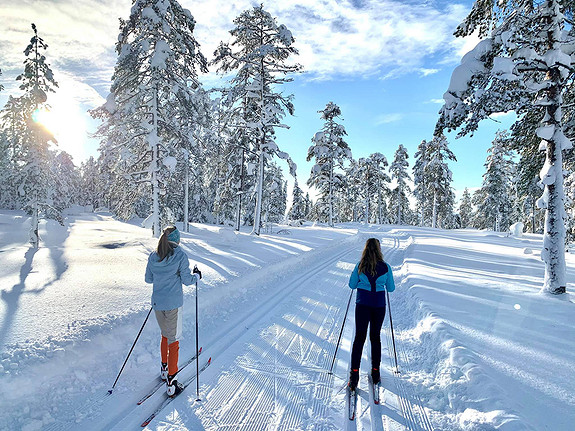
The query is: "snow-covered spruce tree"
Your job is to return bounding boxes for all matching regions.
[304,192,313,220]
[0,96,26,209]
[261,162,287,224]
[390,144,411,225]
[307,102,352,227]
[210,67,259,231]
[358,153,390,224]
[79,156,101,208]
[203,91,237,225]
[459,187,474,228]
[14,23,59,246]
[426,134,457,229]
[437,0,574,293]
[413,139,431,226]
[92,0,207,237]
[212,5,300,235]
[478,130,515,231]
[288,179,306,221]
[50,151,82,213]
[337,159,362,222]
[168,87,211,228]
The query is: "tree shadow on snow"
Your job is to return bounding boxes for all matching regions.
[0,247,44,352]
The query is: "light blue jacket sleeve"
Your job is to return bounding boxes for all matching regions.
[145,255,154,283]
[349,263,360,289]
[385,264,395,292]
[178,252,196,286]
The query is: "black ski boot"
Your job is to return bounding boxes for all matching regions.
[348,369,359,391]
[166,373,183,397]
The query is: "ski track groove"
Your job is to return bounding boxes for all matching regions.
[380,234,434,431]
[193,245,358,430]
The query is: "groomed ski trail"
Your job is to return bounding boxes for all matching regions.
[65,231,434,430]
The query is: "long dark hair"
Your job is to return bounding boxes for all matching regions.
[358,238,384,276]
[157,226,177,262]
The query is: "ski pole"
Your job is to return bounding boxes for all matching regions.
[194,265,201,401]
[329,289,354,375]
[386,290,399,373]
[109,306,153,394]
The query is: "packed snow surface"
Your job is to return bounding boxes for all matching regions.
[0,210,574,430]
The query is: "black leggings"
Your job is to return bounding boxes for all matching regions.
[350,304,386,370]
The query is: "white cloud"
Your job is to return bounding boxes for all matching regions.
[429,98,445,104]
[1,1,472,96]
[375,113,403,125]
[419,68,440,77]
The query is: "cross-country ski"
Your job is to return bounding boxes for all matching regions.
[137,346,203,405]
[140,357,212,427]
[347,386,358,421]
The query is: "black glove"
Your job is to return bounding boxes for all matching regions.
[193,266,202,280]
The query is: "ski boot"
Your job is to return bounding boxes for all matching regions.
[166,373,184,397]
[160,362,168,381]
[348,369,359,391]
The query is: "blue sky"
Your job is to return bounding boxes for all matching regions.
[0,0,516,202]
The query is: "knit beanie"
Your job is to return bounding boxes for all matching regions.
[167,227,180,244]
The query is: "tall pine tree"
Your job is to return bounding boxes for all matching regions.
[307,102,351,227]
[92,0,207,237]
[437,0,574,293]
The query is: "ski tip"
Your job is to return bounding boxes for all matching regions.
[199,346,202,353]
[207,357,212,364]
[141,419,151,427]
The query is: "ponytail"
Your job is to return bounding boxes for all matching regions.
[157,226,177,262]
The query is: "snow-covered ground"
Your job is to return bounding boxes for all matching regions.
[0,210,574,430]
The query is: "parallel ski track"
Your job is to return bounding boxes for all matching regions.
[381,234,434,431]
[196,244,359,430]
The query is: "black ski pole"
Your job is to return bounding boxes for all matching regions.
[194,265,201,401]
[386,290,399,373]
[328,289,354,375]
[109,306,153,394]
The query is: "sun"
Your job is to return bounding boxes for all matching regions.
[31,97,88,162]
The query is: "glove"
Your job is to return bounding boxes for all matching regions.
[193,266,202,280]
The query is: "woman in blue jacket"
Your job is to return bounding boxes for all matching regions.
[348,237,395,390]
[145,226,201,396]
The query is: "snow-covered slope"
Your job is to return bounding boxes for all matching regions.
[0,211,573,430]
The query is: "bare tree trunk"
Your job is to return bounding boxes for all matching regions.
[252,134,265,235]
[432,189,438,229]
[235,148,245,232]
[184,152,189,233]
[151,85,160,238]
